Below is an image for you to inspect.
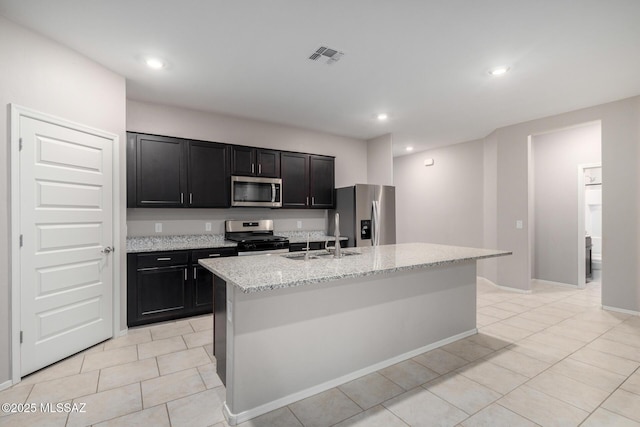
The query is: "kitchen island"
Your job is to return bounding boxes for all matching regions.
[200,243,510,425]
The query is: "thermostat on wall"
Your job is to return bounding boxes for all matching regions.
[424,158,435,166]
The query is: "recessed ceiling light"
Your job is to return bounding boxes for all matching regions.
[145,57,165,70]
[488,66,510,76]
[377,113,388,121]
[406,146,414,152]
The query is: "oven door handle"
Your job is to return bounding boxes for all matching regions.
[271,183,276,203]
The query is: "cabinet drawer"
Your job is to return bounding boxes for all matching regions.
[137,251,189,269]
[191,247,237,261]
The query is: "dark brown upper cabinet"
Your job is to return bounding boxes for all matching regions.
[188,141,229,208]
[127,132,230,208]
[309,155,335,208]
[231,146,280,178]
[281,152,334,209]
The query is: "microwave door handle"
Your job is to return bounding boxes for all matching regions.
[271,183,276,203]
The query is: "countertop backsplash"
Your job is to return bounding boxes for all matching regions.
[126,207,328,237]
[126,230,347,252]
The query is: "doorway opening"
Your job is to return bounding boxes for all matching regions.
[579,164,602,287]
[530,121,602,291]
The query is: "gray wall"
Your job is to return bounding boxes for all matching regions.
[393,96,640,314]
[127,208,327,237]
[393,140,485,248]
[493,96,640,310]
[366,133,393,186]
[532,122,601,285]
[0,16,127,385]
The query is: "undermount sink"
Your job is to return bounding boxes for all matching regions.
[282,250,362,261]
[282,253,319,261]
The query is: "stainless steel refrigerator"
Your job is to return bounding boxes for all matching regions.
[329,184,396,247]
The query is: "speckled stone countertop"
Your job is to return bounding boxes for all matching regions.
[126,234,235,253]
[200,242,511,293]
[279,231,348,244]
[126,231,346,253]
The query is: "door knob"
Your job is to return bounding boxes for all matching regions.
[101,246,114,254]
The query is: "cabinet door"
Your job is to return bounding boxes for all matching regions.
[309,155,335,208]
[188,141,229,208]
[135,134,187,207]
[231,146,255,176]
[256,149,280,177]
[135,266,187,325]
[192,265,214,311]
[281,152,309,208]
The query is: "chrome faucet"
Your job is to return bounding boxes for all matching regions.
[324,213,343,258]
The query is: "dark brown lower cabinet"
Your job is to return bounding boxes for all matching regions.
[214,275,227,386]
[127,247,237,327]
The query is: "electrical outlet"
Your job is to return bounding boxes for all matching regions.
[297,221,302,229]
[155,223,162,233]
[205,222,212,232]
[516,220,523,229]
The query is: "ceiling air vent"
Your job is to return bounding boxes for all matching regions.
[309,46,344,65]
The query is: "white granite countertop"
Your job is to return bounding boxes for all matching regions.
[126,234,235,253]
[126,231,346,253]
[199,242,511,293]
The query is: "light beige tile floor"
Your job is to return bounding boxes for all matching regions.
[1,278,640,427]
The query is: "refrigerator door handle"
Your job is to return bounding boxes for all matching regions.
[371,200,381,246]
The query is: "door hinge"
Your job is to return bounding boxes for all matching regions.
[19,138,23,151]
[20,234,23,247]
[20,331,23,344]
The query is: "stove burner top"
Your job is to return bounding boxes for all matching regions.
[224,219,289,253]
[226,234,288,244]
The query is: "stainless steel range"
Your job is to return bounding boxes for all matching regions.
[225,219,289,256]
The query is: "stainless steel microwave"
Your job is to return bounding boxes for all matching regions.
[231,176,282,208]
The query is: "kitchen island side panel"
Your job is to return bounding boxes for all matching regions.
[226,261,476,419]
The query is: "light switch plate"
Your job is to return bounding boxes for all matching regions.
[155,223,162,233]
[516,220,523,229]
[205,222,212,231]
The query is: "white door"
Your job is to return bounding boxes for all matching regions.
[19,115,114,376]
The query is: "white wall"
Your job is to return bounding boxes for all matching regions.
[532,122,601,285]
[366,133,393,186]
[393,140,485,248]
[0,16,127,384]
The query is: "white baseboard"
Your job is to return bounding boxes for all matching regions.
[478,276,532,294]
[223,328,477,426]
[0,379,13,392]
[602,305,640,316]
[532,278,578,289]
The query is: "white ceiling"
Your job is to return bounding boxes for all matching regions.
[1,0,640,156]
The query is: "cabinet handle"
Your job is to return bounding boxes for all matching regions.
[258,164,262,175]
[184,269,187,281]
[251,164,255,174]
[193,267,197,279]
[208,253,221,257]
[181,193,184,204]
[312,196,315,206]
[306,196,309,206]
[157,257,171,261]
[189,193,193,205]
